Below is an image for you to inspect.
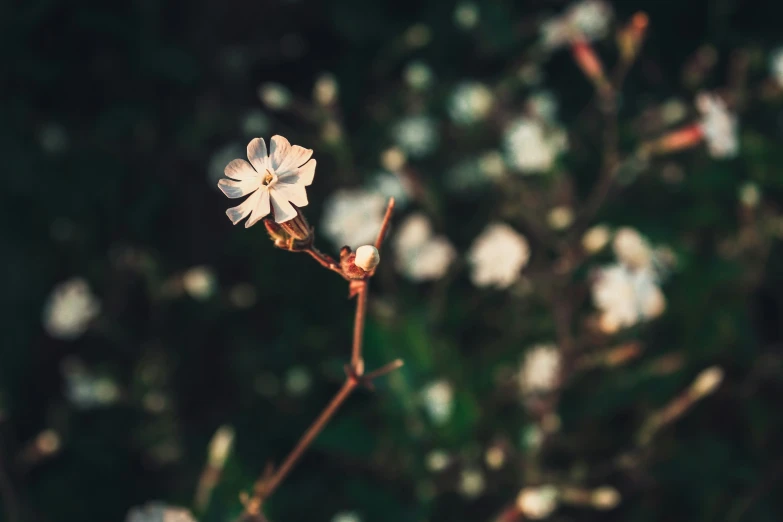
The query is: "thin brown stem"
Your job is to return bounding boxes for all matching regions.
[374,197,396,252]
[351,281,369,373]
[304,247,345,278]
[362,359,404,382]
[252,378,358,508]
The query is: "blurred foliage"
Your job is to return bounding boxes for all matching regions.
[2,0,783,522]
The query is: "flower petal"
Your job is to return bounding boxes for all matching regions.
[274,182,308,207]
[247,138,269,173]
[225,190,262,225]
[224,159,258,181]
[276,145,313,174]
[270,189,297,223]
[218,177,260,199]
[245,189,271,228]
[269,135,291,171]
[279,158,316,186]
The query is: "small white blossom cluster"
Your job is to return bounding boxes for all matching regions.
[519,344,562,396]
[448,82,494,125]
[592,228,668,334]
[696,92,739,159]
[393,116,439,158]
[421,379,455,425]
[43,278,101,340]
[504,117,568,174]
[516,485,559,519]
[467,223,530,289]
[540,0,613,51]
[393,213,456,281]
[126,503,196,522]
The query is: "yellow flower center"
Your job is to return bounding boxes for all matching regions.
[262,170,278,188]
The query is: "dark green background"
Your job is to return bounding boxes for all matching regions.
[2,0,783,521]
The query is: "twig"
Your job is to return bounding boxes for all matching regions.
[351,281,368,374]
[374,197,396,253]
[303,247,345,278]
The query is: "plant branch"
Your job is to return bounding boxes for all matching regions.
[303,247,346,279]
[374,197,396,253]
[350,281,369,374]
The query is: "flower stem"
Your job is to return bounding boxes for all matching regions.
[304,247,345,278]
[351,281,368,374]
[374,197,396,252]
[252,378,358,507]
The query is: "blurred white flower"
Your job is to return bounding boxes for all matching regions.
[126,503,196,522]
[61,358,119,409]
[770,48,783,87]
[696,92,738,159]
[520,344,561,395]
[241,109,271,137]
[448,82,494,125]
[612,227,653,269]
[505,117,567,174]
[207,425,235,468]
[660,98,688,126]
[582,224,611,253]
[354,245,380,271]
[332,512,360,522]
[739,181,761,208]
[425,449,451,472]
[689,366,724,398]
[403,61,434,90]
[285,366,312,396]
[404,24,432,48]
[592,264,665,333]
[366,170,412,208]
[528,91,559,122]
[394,116,438,158]
[258,82,292,110]
[322,189,387,249]
[39,122,69,154]
[459,468,486,498]
[453,1,480,29]
[182,266,216,301]
[43,278,101,340]
[591,486,621,509]
[393,213,456,281]
[547,206,574,231]
[468,223,530,289]
[516,485,559,519]
[314,73,339,106]
[218,136,316,226]
[541,0,613,51]
[478,150,506,178]
[380,147,407,171]
[421,379,454,425]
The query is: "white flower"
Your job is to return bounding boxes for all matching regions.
[182,266,216,301]
[541,0,613,51]
[459,468,486,498]
[322,189,387,249]
[612,227,652,269]
[61,358,119,409]
[421,380,454,425]
[739,181,761,208]
[505,117,567,174]
[332,512,361,522]
[582,224,611,253]
[689,366,724,398]
[313,73,339,106]
[453,1,480,29]
[218,136,316,226]
[207,425,235,467]
[591,486,621,509]
[547,206,574,230]
[468,223,530,289]
[394,213,456,281]
[516,486,559,519]
[425,449,451,472]
[592,264,665,333]
[394,116,438,158]
[258,82,292,110]
[126,503,196,522]
[520,344,561,395]
[366,170,412,208]
[448,82,494,125]
[696,92,739,159]
[770,48,783,87]
[404,61,434,90]
[43,278,101,340]
[527,91,559,122]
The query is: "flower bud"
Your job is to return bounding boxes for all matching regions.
[354,245,380,271]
